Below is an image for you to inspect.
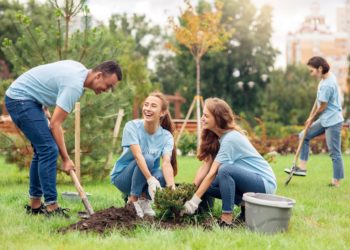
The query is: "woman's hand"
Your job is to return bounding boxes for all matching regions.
[180,194,202,216]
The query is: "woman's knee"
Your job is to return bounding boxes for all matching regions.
[217,163,233,178]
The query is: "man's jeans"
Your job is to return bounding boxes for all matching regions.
[205,163,266,213]
[300,119,344,180]
[5,96,58,205]
[111,155,166,198]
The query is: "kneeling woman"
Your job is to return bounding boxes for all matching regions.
[110,92,177,217]
[182,98,277,226]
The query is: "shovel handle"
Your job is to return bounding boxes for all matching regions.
[70,170,94,215]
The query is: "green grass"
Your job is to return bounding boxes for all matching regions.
[0,154,349,250]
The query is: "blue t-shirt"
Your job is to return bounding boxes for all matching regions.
[6,60,88,113]
[110,119,174,180]
[214,130,277,194]
[317,72,344,127]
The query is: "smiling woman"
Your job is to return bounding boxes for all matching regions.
[110,91,178,218]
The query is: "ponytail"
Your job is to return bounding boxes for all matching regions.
[149,92,178,176]
[160,113,178,176]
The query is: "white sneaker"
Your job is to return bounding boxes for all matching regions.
[138,198,156,217]
[132,201,144,218]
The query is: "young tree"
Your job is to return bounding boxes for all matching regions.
[167,0,231,149]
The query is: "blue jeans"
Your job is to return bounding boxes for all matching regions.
[300,119,344,180]
[205,163,266,213]
[111,155,166,198]
[5,96,58,205]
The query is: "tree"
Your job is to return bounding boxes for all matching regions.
[0,0,153,179]
[261,64,318,126]
[167,0,231,149]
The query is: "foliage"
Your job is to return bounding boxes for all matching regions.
[261,64,318,125]
[154,183,196,219]
[0,0,153,178]
[177,131,197,156]
[156,0,277,120]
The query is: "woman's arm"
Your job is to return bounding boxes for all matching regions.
[162,154,175,188]
[129,144,152,179]
[193,160,211,187]
[195,160,221,198]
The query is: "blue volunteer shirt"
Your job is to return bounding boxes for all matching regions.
[6,60,88,113]
[110,119,174,180]
[317,72,344,127]
[214,130,277,194]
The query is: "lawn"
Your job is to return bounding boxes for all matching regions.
[0,154,349,250]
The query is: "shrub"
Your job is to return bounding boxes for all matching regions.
[154,183,196,219]
[177,131,197,156]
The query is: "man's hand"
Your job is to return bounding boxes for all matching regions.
[61,159,75,175]
[180,194,202,216]
[147,176,161,201]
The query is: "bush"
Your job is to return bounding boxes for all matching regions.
[177,131,197,156]
[154,183,196,219]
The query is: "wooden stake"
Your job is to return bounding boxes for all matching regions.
[74,102,80,181]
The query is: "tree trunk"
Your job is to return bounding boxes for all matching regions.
[196,57,201,152]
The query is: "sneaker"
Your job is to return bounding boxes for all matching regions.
[138,198,156,217]
[45,207,70,218]
[25,203,46,215]
[132,201,144,218]
[284,166,307,176]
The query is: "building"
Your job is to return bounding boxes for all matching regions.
[337,0,350,34]
[286,2,350,98]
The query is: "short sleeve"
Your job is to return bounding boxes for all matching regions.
[121,122,139,147]
[214,138,239,164]
[162,132,174,156]
[318,85,333,103]
[56,87,83,113]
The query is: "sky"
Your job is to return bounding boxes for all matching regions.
[86,0,347,68]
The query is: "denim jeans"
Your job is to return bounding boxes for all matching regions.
[111,154,166,198]
[300,119,344,180]
[5,96,58,205]
[205,163,266,213]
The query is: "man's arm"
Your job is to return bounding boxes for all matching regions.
[50,106,74,173]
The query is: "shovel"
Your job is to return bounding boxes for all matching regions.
[285,99,317,186]
[70,170,94,216]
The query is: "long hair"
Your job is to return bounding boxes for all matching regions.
[197,98,242,162]
[148,92,178,176]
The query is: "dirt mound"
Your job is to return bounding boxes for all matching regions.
[60,203,215,234]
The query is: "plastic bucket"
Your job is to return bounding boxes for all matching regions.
[243,192,296,234]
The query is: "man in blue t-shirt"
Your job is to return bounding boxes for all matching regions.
[5,60,122,217]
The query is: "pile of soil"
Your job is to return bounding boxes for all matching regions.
[60,203,215,234]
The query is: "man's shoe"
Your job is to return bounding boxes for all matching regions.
[25,203,46,215]
[284,166,307,176]
[45,207,70,218]
[138,198,156,217]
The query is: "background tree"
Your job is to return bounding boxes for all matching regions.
[167,0,231,148]
[261,64,318,132]
[0,0,153,179]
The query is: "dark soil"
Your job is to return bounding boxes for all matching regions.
[60,203,215,234]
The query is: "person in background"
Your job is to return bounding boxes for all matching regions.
[284,56,344,187]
